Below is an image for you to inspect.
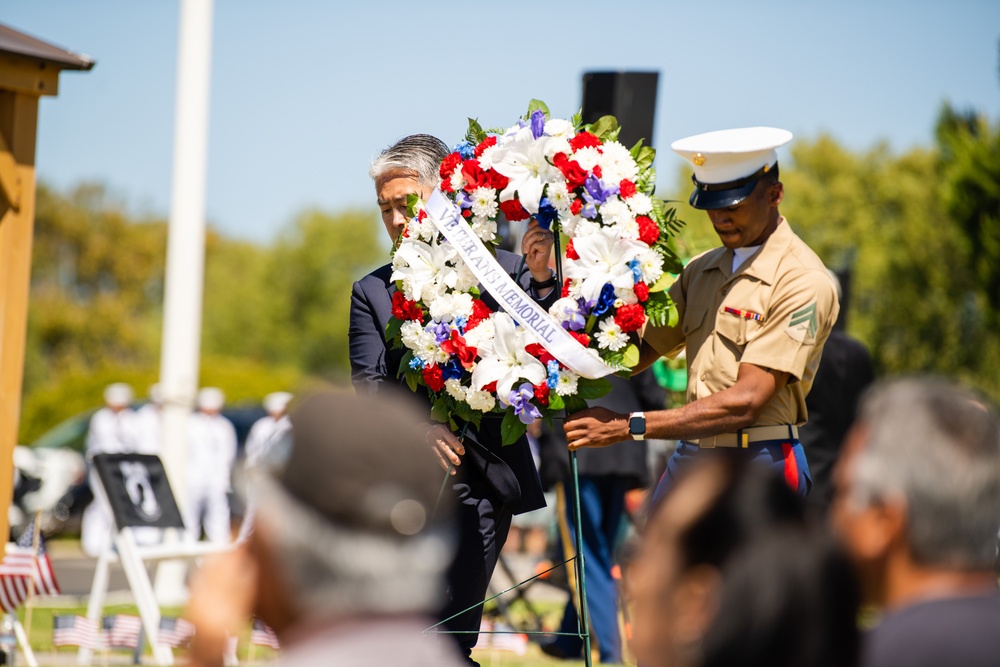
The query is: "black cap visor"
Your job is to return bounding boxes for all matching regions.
[687,163,770,210]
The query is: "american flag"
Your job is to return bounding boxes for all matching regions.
[157,617,194,648]
[102,614,142,649]
[53,615,100,649]
[250,618,280,650]
[0,519,61,613]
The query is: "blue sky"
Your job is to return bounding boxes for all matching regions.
[6,0,1000,242]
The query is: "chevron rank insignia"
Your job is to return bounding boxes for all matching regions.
[786,302,818,343]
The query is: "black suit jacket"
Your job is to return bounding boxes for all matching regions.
[349,249,549,514]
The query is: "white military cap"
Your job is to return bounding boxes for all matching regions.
[147,383,163,406]
[104,383,134,408]
[263,391,293,415]
[197,387,226,411]
[671,127,792,210]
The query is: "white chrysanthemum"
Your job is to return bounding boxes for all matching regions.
[597,141,639,184]
[561,215,584,236]
[637,247,665,285]
[545,118,575,138]
[595,319,629,351]
[615,286,639,305]
[612,217,641,241]
[550,296,582,324]
[545,181,572,212]
[449,169,465,193]
[574,219,601,237]
[463,317,495,349]
[429,292,474,323]
[542,135,572,159]
[598,197,633,227]
[455,261,478,292]
[626,192,653,215]
[555,369,580,396]
[466,389,497,412]
[470,187,499,219]
[572,146,601,172]
[414,333,450,365]
[471,216,497,242]
[477,144,498,170]
[445,379,468,402]
[400,321,427,350]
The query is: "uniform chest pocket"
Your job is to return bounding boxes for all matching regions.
[714,311,762,381]
[682,308,707,336]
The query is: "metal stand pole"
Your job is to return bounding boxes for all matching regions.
[569,450,593,667]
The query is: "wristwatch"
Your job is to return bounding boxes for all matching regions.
[628,412,646,440]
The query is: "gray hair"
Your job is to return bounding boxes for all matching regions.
[848,377,1000,570]
[369,134,450,189]
[250,471,455,617]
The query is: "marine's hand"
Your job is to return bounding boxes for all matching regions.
[564,407,629,450]
[426,423,465,473]
[521,220,555,283]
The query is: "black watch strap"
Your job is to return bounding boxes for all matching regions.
[529,273,558,290]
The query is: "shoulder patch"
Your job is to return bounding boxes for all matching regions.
[786,302,818,343]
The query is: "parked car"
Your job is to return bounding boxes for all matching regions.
[11,404,266,538]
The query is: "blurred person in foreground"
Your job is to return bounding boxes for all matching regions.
[184,390,464,667]
[350,134,555,663]
[631,458,859,667]
[832,377,1000,667]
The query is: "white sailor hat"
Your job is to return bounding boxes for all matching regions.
[197,387,226,411]
[104,383,134,408]
[263,391,293,415]
[671,127,792,210]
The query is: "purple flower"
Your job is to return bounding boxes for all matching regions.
[580,174,620,219]
[530,109,546,140]
[508,382,542,424]
[429,321,452,343]
[456,190,473,209]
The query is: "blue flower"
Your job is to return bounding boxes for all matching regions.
[535,197,559,230]
[628,259,643,283]
[455,141,476,160]
[508,382,542,424]
[409,356,426,370]
[546,360,561,389]
[591,283,617,318]
[454,316,468,333]
[441,357,464,381]
[530,109,546,140]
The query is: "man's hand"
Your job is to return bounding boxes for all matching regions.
[185,546,257,667]
[521,220,555,283]
[563,407,629,450]
[426,423,465,473]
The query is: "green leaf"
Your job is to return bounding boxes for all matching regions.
[571,108,583,128]
[634,145,656,172]
[629,138,645,159]
[576,377,612,400]
[564,394,589,414]
[649,270,674,293]
[397,349,414,377]
[404,370,419,393]
[430,397,450,424]
[622,343,640,368]
[527,99,551,119]
[547,393,565,411]
[588,115,619,141]
[465,118,487,144]
[501,410,528,445]
[406,192,421,218]
[384,316,402,343]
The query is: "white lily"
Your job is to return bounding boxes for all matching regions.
[491,134,555,214]
[390,239,459,302]
[564,227,648,303]
[471,313,546,400]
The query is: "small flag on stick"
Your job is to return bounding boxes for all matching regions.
[250,618,280,650]
[52,615,100,649]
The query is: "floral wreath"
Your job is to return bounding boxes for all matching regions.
[386,101,684,444]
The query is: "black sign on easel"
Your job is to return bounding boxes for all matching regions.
[91,454,185,530]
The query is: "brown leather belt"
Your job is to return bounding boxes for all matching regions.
[692,425,799,449]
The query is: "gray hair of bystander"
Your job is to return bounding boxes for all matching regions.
[847,377,1000,570]
[369,134,450,189]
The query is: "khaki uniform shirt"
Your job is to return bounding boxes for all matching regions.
[644,218,839,427]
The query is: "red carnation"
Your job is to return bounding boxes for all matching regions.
[490,170,509,191]
[619,179,637,198]
[466,299,493,330]
[499,199,530,222]
[633,282,650,302]
[570,199,583,215]
[569,331,591,347]
[533,382,550,407]
[439,152,463,180]
[422,364,445,392]
[614,303,646,333]
[391,291,423,321]
[637,215,660,246]
[566,239,580,260]
[483,381,498,394]
[461,159,490,191]
[475,135,497,157]
[569,131,602,152]
[553,153,588,190]
[441,330,477,369]
[417,209,427,221]
[462,209,472,218]
[525,343,555,366]
[593,164,602,179]
[561,278,572,298]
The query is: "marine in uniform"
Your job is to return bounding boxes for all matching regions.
[564,127,839,500]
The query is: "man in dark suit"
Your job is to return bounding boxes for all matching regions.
[349,134,557,664]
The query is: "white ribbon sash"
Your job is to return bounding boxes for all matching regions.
[425,190,615,380]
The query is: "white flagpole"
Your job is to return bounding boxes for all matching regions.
[154,0,215,607]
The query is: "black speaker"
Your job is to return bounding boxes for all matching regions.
[581,71,659,148]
